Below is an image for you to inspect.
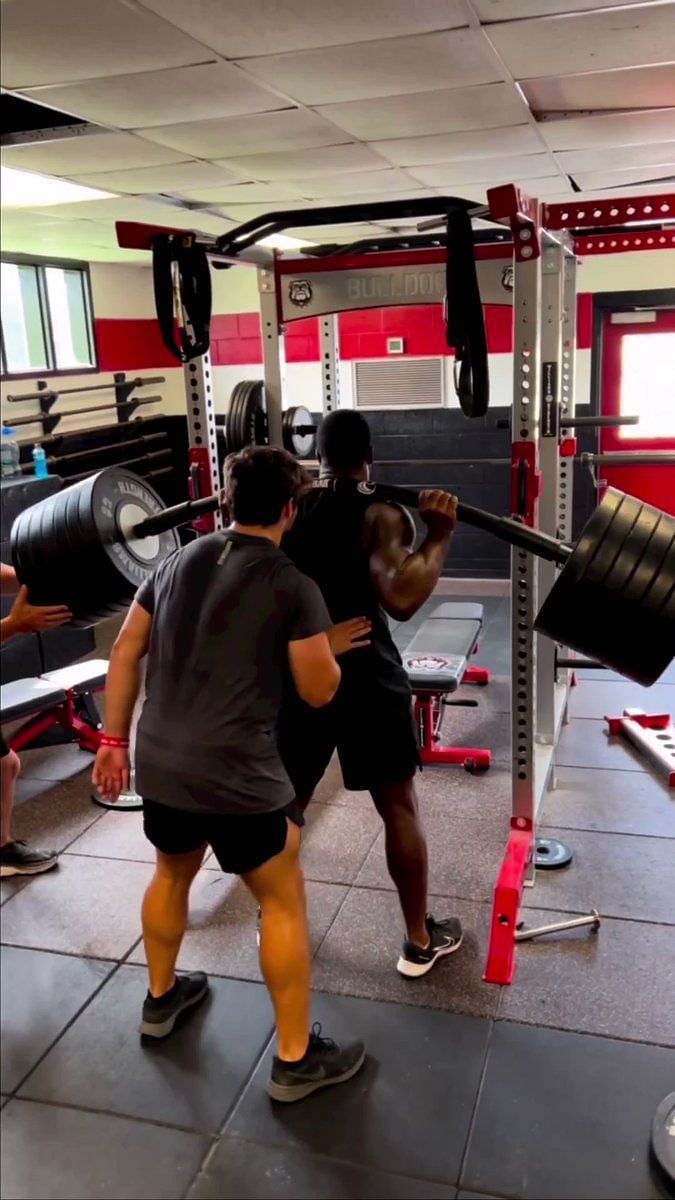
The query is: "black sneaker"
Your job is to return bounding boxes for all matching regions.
[139,972,209,1039]
[266,1023,366,1103]
[0,840,58,877]
[397,914,463,978]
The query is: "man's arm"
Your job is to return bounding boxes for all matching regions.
[366,491,458,621]
[1,584,71,643]
[288,633,341,708]
[1,563,20,595]
[103,601,152,738]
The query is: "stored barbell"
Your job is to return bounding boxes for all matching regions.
[10,467,675,686]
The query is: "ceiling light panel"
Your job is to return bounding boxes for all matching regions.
[236,30,503,106]
[0,0,209,88]
[139,0,469,57]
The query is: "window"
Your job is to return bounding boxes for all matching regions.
[1,258,96,377]
[618,330,675,440]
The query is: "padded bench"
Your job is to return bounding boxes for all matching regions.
[1,659,108,754]
[402,603,491,773]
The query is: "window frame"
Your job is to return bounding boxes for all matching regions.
[0,252,99,380]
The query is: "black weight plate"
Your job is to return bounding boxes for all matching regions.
[89,468,179,595]
[534,838,573,870]
[571,487,623,576]
[642,532,675,613]
[225,381,249,454]
[621,509,675,606]
[651,1092,675,1183]
[580,492,645,587]
[284,405,315,458]
[602,501,662,599]
[242,380,265,448]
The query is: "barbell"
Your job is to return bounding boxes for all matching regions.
[10,466,675,686]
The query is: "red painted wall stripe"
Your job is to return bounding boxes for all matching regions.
[96,297,595,371]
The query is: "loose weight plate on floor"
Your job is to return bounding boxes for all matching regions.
[534,838,573,870]
[535,488,675,686]
[10,469,179,618]
[651,1092,675,1183]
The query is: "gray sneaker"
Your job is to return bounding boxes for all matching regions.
[139,972,209,1039]
[267,1024,366,1103]
[0,841,58,877]
[397,915,463,978]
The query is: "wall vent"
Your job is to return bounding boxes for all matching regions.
[354,357,444,409]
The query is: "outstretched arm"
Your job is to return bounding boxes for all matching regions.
[92,601,151,801]
[366,492,458,621]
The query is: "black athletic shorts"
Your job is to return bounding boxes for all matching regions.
[142,798,304,876]
[278,683,420,796]
[0,731,9,759]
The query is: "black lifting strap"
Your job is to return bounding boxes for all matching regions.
[445,208,489,418]
[152,234,212,363]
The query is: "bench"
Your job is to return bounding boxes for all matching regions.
[1,660,108,754]
[402,602,491,773]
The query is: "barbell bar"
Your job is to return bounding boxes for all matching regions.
[10,467,675,685]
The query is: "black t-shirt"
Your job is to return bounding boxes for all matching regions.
[283,487,411,696]
[134,530,331,815]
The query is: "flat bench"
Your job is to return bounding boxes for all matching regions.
[1,660,108,754]
[402,602,491,774]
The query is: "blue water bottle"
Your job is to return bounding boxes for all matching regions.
[32,443,49,479]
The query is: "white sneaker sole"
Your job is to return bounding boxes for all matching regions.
[0,857,58,877]
[396,934,464,978]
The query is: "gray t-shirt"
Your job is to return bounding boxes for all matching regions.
[134,530,331,815]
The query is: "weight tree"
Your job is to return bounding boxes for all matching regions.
[115,187,675,986]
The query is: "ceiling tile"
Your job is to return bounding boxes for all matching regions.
[212,201,324,221]
[220,143,388,180]
[285,169,423,198]
[410,153,559,187]
[1,132,186,175]
[136,109,345,158]
[373,124,542,166]
[236,30,503,106]
[570,165,675,191]
[20,63,287,130]
[139,0,468,56]
[486,6,675,80]
[538,109,675,151]
[298,190,438,207]
[521,64,675,113]
[474,0,658,18]
[175,182,310,204]
[18,195,228,235]
[68,161,245,194]
[0,0,209,88]
[315,82,529,140]
[556,140,675,172]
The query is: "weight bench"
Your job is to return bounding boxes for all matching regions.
[1,660,108,755]
[402,603,491,773]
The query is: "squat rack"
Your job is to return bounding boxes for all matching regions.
[116,185,675,987]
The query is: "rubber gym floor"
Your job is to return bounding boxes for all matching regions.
[1,592,674,1200]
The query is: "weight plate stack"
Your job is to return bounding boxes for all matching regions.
[225,380,267,452]
[535,488,675,686]
[283,405,316,459]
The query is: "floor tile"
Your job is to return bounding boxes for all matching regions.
[1,946,113,1093]
[313,888,500,1020]
[433,707,511,765]
[523,827,675,925]
[0,876,29,907]
[1,854,151,959]
[569,679,675,721]
[462,1022,675,1199]
[189,1136,456,1199]
[416,762,511,824]
[226,991,491,1187]
[12,772,103,852]
[501,906,675,1045]
[541,766,675,838]
[1,1099,209,1199]
[555,718,645,771]
[19,744,94,783]
[129,874,347,982]
[66,808,155,862]
[21,966,273,1132]
[356,810,509,903]
[301,801,382,884]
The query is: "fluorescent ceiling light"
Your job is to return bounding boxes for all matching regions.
[1,165,115,208]
[260,232,315,249]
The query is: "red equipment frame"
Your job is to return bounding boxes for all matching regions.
[414,664,492,773]
[8,685,104,755]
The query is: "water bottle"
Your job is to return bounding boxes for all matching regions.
[1,427,21,479]
[32,443,49,479]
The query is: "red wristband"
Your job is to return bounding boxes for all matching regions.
[99,734,130,748]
